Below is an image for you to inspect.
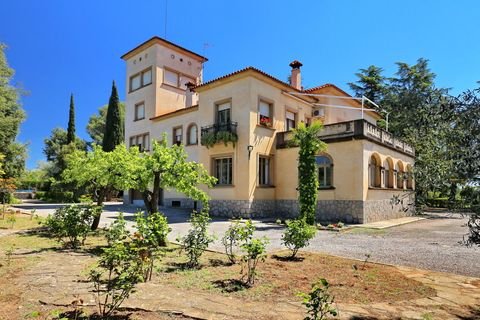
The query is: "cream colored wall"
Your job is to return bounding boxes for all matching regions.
[125,43,204,145]
[362,140,414,201]
[275,140,364,201]
[154,44,203,116]
[196,77,251,201]
[125,46,158,142]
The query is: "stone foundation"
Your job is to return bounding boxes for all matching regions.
[363,193,415,223]
[159,196,414,224]
[209,200,276,218]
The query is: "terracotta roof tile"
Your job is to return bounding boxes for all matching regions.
[194,66,300,91]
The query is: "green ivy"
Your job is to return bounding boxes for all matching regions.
[200,130,238,148]
[291,121,326,225]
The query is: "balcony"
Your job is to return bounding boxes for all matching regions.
[200,121,238,148]
[276,119,415,156]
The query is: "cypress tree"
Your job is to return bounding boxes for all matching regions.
[67,94,76,144]
[102,81,124,152]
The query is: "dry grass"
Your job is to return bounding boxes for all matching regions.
[154,247,436,304]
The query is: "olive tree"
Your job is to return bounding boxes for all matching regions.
[132,135,216,215]
[63,144,141,229]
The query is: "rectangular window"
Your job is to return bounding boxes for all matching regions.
[129,133,150,151]
[216,102,231,125]
[130,74,141,91]
[134,102,145,121]
[173,126,183,145]
[142,69,152,86]
[258,100,272,126]
[129,67,153,92]
[164,69,179,87]
[286,111,296,131]
[214,157,233,185]
[259,156,272,186]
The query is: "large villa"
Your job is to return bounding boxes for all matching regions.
[122,36,415,224]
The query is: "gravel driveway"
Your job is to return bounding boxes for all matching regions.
[13,202,480,277]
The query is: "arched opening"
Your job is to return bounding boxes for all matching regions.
[406,165,414,189]
[186,123,198,145]
[384,157,394,188]
[315,154,333,188]
[396,161,405,189]
[369,153,381,188]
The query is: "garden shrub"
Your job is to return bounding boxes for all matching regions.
[36,190,75,203]
[178,210,214,268]
[106,212,129,245]
[282,218,317,258]
[221,219,255,264]
[241,237,269,286]
[133,211,171,281]
[298,278,338,320]
[44,204,102,248]
[465,208,480,247]
[89,240,144,318]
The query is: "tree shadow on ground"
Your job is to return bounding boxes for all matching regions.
[59,310,132,319]
[271,254,305,262]
[452,305,480,320]
[212,279,249,293]
[208,258,233,267]
[163,261,191,273]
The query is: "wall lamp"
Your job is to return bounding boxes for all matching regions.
[247,145,254,160]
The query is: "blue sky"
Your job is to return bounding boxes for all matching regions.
[1,0,479,169]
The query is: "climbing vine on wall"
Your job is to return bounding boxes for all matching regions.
[291,121,326,225]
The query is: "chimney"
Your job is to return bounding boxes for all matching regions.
[289,60,303,90]
[185,81,196,107]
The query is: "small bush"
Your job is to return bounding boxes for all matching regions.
[44,204,102,248]
[221,219,255,264]
[282,219,317,258]
[465,210,480,247]
[298,278,338,320]
[36,191,75,203]
[178,210,214,268]
[89,241,144,318]
[133,211,171,281]
[241,237,269,286]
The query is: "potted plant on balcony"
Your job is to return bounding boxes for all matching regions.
[259,115,272,127]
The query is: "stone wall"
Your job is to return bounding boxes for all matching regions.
[159,195,414,224]
[363,193,415,223]
[209,199,276,218]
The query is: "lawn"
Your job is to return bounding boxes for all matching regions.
[0,212,44,230]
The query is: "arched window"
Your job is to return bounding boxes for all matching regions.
[315,155,333,188]
[396,161,404,189]
[406,165,414,189]
[369,154,381,187]
[384,158,394,188]
[187,124,198,145]
[383,159,389,188]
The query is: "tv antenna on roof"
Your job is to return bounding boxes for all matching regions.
[164,0,168,39]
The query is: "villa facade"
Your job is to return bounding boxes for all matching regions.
[122,36,415,224]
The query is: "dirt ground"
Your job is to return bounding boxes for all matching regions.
[0,216,479,319]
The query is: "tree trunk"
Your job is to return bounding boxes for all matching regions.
[142,190,154,215]
[91,188,106,230]
[151,172,161,214]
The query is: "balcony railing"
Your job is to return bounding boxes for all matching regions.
[276,119,415,156]
[200,121,238,148]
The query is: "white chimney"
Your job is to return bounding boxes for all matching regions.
[289,60,303,90]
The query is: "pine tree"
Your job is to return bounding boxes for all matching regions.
[102,81,124,152]
[67,94,76,144]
